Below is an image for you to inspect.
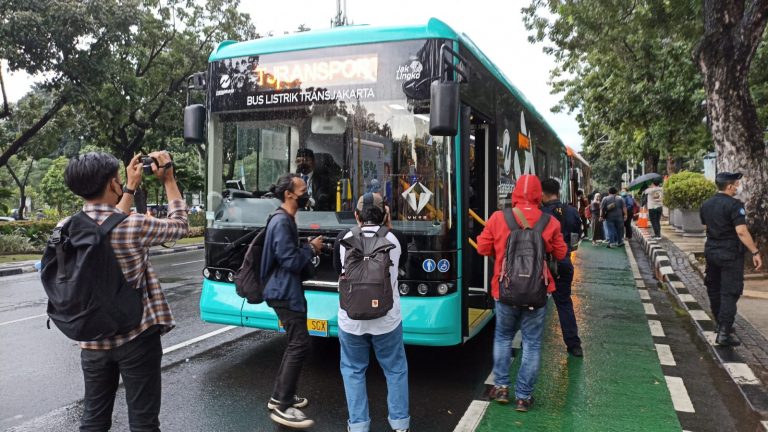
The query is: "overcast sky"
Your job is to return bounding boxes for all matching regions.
[2,0,583,150]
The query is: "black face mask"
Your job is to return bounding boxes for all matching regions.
[114,181,124,206]
[297,163,311,175]
[297,193,310,208]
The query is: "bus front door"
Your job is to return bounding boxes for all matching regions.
[464,119,495,340]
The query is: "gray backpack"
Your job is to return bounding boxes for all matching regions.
[498,208,551,309]
[338,226,395,320]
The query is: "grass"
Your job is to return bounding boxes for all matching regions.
[0,254,41,264]
[171,236,204,246]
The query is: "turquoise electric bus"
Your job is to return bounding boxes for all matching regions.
[190,18,579,346]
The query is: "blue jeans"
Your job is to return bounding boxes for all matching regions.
[493,301,548,400]
[339,323,410,432]
[604,219,623,245]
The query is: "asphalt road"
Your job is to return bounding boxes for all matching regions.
[1,250,494,432]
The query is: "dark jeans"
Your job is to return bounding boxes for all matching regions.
[80,327,162,432]
[624,212,633,239]
[704,254,745,328]
[649,208,662,238]
[553,259,581,349]
[272,307,312,410]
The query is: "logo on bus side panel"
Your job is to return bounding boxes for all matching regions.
[422,259,436,273]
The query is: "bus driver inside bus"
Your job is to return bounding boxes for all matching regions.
[295,148,333,211]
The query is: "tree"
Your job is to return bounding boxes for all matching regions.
[39,157,79,215]
[695,1,768,261]
[0,0,140,167]
[523,1,709,186]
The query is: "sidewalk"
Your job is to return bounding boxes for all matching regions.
[632,220,768,416]
[0,241,204,277]
[471,242,681,431]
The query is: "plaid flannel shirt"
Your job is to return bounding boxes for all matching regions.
[57,199,188,350]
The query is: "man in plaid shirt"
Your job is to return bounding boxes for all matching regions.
[60,151,187,431]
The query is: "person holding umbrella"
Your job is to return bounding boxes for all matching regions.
[643,178,664,239]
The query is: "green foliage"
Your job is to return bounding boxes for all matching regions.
[39,157,80,215]
[188,212,206,227]
[663,172,715,209]
[523,1,711,186]
[0,234,40,254]
[0,220,57,250]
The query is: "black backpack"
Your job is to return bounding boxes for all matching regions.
[234,209,284,304]
[338,226,396,320]
[498,208,551,309]
[41,212,143,341]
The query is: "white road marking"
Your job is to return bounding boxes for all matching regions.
[0,313,47,327]
[638,290,651,300]
[659,266,674,276]
[703,331,717,345]
[669,281,685,290]
[162,326,237,355]
[170,259,205,267]
[761,420,768,431]
[655,344,676,366]
[723,363,761,385]
[635,279,646,288]
[678,294,696,303]
[453,400,490,432]
[665,376,695,413]
[643,303,657,315]
[648,320,665,337]
[688,310,711,321]
[484,373,494,386]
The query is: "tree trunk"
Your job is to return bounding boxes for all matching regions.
[665,154,677,175]
[643,151,659,175]
[697,0,768,266]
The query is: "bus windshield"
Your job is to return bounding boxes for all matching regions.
[212,100,452,235]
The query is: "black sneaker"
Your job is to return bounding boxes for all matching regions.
[270,407,314,429]
[568,346,584,357]
[515,397,534,412]
[490,385,509,404]
[267,395,308,410]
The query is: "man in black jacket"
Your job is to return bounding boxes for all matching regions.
[541,178,583,357]
[261,173,324,429]
[295,148,333,211]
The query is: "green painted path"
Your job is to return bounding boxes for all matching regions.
[476,243,682,431]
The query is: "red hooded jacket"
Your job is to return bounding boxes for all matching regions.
[476,175,568,299]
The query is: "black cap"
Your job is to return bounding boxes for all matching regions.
[715,172,743,183]
[296,148,315,159]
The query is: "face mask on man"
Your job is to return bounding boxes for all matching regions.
[735,182,744,197]
[296,192,310,208]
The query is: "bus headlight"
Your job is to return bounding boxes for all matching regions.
[227,271,235,282]
[214,270,222,280]
[203,268,210,279]
[436,283,449,295]
[399,283,410,296]
[417,283,429,296]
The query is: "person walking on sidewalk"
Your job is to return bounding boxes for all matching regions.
[333,193,410,432]
[643,179,664,239]
[55,151,188,431]
[262,173,324,429]
[700,172,763,347]
[541,179,584,357]
[589,192,604,245]
[621,189,636,240]
[600,187,626,248]
[477,175,568,412]
[577,189,590,239]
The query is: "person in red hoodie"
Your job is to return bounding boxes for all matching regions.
[477,174,568,412]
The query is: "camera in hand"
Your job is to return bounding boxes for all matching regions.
[141,156,159,175]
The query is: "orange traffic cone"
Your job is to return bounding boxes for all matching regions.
[637,209,649,228]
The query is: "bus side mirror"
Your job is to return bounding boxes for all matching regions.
[429,80,460,136]
[184,104,206,144]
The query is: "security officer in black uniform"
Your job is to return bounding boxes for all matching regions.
[700,172,763,346]
[541,178,584,357]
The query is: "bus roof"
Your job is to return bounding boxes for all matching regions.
[566,145,590,167]
[209,18,567,152]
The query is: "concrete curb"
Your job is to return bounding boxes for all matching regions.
[0,243,204,278]
[632,225,768,419]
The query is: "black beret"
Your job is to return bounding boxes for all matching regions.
[715,172,743,183]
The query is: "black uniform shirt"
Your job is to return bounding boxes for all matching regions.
[700,193,746,253]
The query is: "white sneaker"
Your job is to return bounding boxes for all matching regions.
[270,407,314,429]
[267,395,308,410]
